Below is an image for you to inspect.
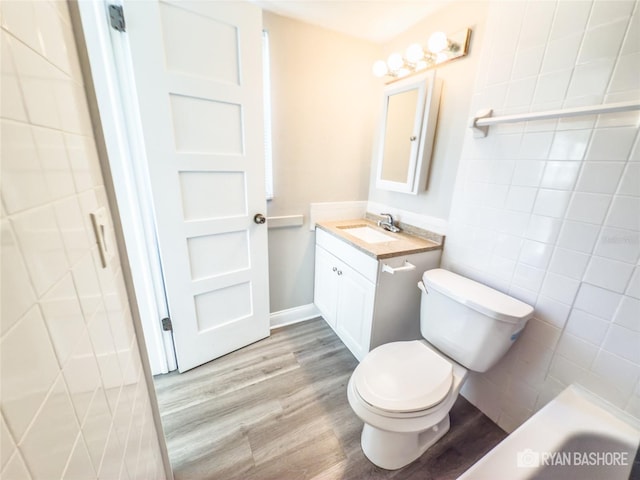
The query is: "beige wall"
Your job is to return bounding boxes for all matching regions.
[368,2,490,221]
[265,4,489,313]
[0,1,166,478]
[264,12,380,312]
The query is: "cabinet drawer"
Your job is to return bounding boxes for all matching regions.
[316,229,378,283]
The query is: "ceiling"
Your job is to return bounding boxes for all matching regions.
[252,0,454,44]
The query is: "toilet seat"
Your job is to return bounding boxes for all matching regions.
[353,341,453,413]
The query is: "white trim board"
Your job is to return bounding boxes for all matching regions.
[270,304,321,329]
[76,0,176,375]
[267,214,304,229]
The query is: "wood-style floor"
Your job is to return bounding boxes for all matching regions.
[153,318,507,480]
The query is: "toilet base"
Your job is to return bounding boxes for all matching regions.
[360,414,451,470]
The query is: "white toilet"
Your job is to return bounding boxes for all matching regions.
[347,268,534,470]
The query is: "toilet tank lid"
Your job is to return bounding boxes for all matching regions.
[422,269,534,324]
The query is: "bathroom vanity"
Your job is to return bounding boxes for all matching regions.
[314,218,443,361]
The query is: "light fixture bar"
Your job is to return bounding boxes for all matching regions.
[372,28,472,83]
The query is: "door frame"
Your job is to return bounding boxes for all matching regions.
[76,0,176,375]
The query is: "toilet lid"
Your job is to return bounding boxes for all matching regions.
[354,341,453,413]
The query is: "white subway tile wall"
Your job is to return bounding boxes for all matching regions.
[445,0,640,432]
[0,1,166,478]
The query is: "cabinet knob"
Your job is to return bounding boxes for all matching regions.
[332,267,337,272]
[337,270,343,276]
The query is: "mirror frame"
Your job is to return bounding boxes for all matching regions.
[375,71,442,194]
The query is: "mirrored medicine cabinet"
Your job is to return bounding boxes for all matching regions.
[375,71,442,194]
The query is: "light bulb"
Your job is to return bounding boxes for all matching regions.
[436,52,449,63]
[372,60,388,77]
[405,43,424,63]
[428,32,448,53]
[387,52,404,72]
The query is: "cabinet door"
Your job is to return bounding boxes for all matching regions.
[336,264,375,361]
[314,246,339,328]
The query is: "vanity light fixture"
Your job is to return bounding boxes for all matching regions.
[373,28,471,82]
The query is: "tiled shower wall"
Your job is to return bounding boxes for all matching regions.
[0,1,166,478]
[444,0,640,432]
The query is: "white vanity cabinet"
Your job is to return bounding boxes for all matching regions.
[314,233,376,360]
[314,228,441,361]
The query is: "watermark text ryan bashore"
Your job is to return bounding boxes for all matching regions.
[517,448,629,468]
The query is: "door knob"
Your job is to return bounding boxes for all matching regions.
[254,213,266,224]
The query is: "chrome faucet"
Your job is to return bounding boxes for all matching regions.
[377,213,401,233]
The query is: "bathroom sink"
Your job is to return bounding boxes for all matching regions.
[338,225,398,244]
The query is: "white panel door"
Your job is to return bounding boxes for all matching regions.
[124,0,269,372]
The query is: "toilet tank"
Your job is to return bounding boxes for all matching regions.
[419,269,534,373]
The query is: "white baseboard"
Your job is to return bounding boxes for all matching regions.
[270,303,321,329]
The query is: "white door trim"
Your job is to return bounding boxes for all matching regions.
[76,0,176,375]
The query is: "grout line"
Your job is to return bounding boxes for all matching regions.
[1,448,34,480]
[10,371,64,449]
[0,116,97,148]
[1,25,83,85]
[598,0,638,108]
